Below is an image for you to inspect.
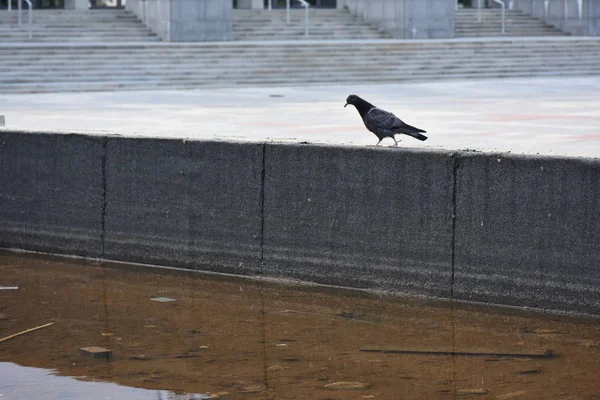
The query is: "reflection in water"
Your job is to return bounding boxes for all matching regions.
[0,362,213,399]
[0,252,599,399]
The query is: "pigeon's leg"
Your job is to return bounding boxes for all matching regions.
[375,138,383,146]
[392,137,399,147]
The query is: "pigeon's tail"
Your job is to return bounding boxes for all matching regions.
[401,124,427,141]
[409,132,428,141]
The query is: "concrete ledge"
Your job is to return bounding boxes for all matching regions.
[0,131,104,257]
[1,131,599,315]
[454,153,600,315]
[104,138,263,274]
[262,144,454,298]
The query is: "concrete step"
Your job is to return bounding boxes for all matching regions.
[2,68,599,94]
[455,8,567,37]
[0,9,160,42]
[4,52,598,67]
[2,47,598,64]
[455,32,567,37]
[1,42,596,56]
[1,38,598,93]
[0,39,595,52]
[3,61,600,84]
[232,8,389,40]
[2,50,597,64]
[3,63,600,84]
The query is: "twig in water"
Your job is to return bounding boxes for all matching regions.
[0,323,54,344]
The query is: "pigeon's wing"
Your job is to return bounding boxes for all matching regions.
[367,107,426,135]
[366,107,406,131]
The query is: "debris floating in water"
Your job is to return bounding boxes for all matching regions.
[0,322,54,344]
[151,297,176,303]
[360,345,554,359]
[324,381,371,390]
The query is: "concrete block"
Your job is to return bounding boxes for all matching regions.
[74,0,89,9]
[0,131,104,258]
[128,0,172,41]
[64,0,88,9]
[170,0,232,41]
[237,0,262,8]
[79,346,112,359]
[262,144,455,298]
[453,153,600,315]
[589,0,600,35]
[368,0,385,21]
[104,138,263,275]
[403,0,455,38]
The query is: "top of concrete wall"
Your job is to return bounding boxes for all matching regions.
[1,77,599,159]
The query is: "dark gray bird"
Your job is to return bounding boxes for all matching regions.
[344,94,427,146]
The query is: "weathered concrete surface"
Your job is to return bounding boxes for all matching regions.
[103,138,263,274]
[170,0,232,42]
[127,0,232,41]
[0,131,104,257]
[1,131,600,315]
[340,0,455,38]
[453,153,600,315]
[262,144,455,298]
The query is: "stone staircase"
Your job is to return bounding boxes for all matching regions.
[455,7,568,37]
[0,9,159,42]
[233,8,390,40]
[1,38,599,93]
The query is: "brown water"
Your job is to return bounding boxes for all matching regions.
[0,253,599,400]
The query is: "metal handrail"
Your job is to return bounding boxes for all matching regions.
[298,0,310,36]
[491,0,506,34]
[285,0,310,36]
[286,0,290,23]
[15,0,33,39]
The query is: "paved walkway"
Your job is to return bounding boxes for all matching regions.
[1,76,599,158]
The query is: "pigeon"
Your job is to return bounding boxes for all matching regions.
[344,94,427,146]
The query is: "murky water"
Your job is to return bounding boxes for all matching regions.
[1,253,599,399]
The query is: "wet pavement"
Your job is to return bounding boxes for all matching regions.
[1,77,600,158]
[1,252,599,399]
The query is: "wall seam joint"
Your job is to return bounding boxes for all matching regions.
[450,153,459,298]
[100,137,108,260]
[259,142,266,274]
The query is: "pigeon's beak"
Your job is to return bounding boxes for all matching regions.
[344,102,348,108]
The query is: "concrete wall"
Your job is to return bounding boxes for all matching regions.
[454,153,600,315]
[0,132,104,258]
[1,131,599,315]
[339,0,455,38]
[127,0,232,41]
[512,0,599,36]
[262,144,454,297]
[592,0,600,35]
[127,0,172,40]
[237,0,263,9]
[64,0,90,9]
[104,138,263,274]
